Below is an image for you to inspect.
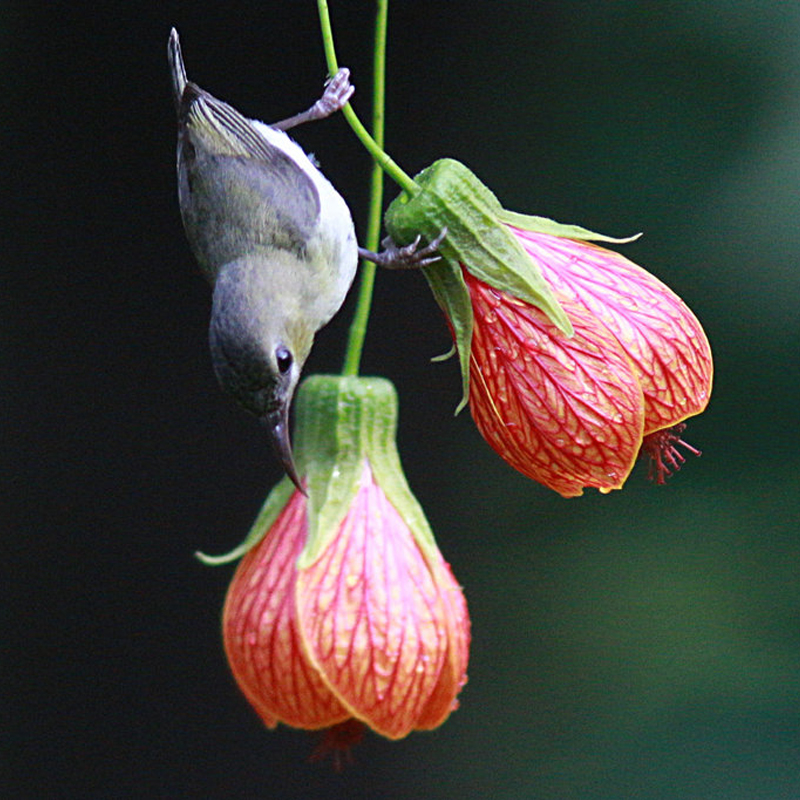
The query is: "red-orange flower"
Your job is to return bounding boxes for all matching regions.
[220,377,469,740]
[467,226,713,497]
[383,157,713,496]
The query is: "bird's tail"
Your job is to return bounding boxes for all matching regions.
[168,28,188,112]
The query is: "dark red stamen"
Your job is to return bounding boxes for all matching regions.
[641,423,701,485]
[309,719,365,772]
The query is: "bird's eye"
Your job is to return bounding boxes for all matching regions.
[276,346,293,375]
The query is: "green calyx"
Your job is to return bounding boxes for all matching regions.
[294,375,437,568]
[497,208,641,245]
[195,478,294,566]
[197,375,438,568]
[384,158,573,412]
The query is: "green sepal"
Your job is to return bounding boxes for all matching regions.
[384,159,575,411]
[421,261,473,414]
[294,375,438,570]
[195,477,294,565]
[498,209,641,244]
[385,158,572,336]
[194,375,438,568]
[430,343,457,363]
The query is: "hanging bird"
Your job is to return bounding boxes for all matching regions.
[168,29,442,488]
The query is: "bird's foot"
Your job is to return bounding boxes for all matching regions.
[359,228,447,270]
[316,68,355,117]
[272,68,354,131]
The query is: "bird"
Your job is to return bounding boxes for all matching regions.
[168,29,444,490]
[168,28,365,491]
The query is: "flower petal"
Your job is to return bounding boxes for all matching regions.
[511,227,713,433]
[296,462,450,740]
[466,270,645,497]
[223,490,350,730]
[414,555,470,730]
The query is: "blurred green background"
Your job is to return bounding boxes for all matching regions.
[5,1,800,797]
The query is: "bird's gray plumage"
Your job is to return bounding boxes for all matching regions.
[168,28,358,487]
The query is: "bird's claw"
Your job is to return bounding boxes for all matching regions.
[316,68,355,117]
[272,68,354,131]
[360,227,447,270]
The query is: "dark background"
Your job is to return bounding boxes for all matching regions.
[6,1,800,797]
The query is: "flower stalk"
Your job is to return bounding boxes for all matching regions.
[316,0,417,195]
[340,0,388,377]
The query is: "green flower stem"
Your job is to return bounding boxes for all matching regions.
[340,1,387,376]
[317,0,417,376]
[317,0,417,196]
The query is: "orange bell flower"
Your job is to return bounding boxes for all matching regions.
[466,226,712,496]
[211,377,469,739]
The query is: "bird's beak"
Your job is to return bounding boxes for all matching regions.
[264,404,305,494]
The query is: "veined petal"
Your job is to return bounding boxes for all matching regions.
[510,227,713,433]
[415,555,470,729]
[223,490,350,730]
[296,461,450,740]
[465,270,645,497]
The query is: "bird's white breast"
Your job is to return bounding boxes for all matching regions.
[251,120,358,321]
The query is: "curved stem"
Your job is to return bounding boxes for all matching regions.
[340,1,389,376]
[317,0,418,196]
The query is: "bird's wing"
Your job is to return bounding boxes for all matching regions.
[180,84,321,249]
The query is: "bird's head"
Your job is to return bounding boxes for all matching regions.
[208,256,314,491]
